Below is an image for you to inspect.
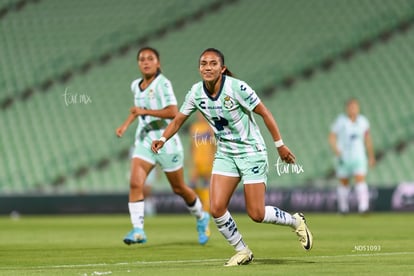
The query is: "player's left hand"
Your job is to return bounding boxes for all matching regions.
[277,145,296,164]
[151,140,165,153]
[130,106,146,116]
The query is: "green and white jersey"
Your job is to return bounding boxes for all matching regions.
[180,75,266,156]
[131,74,183,153]
[331,114,370,161]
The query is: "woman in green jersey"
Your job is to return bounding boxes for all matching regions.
[152,48,313,266]
[116,47,210,246]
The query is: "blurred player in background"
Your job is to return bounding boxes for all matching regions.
[152,48,313,266]
[189,111,216,212]
[116,47,210,246]
[329,98,376,214]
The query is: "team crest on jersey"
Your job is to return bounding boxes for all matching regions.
[223,95,234,109]
[148,89,155,99]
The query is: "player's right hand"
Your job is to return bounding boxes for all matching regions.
[116,126,126,137]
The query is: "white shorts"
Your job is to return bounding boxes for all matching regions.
[335,156,367,178]
[212,152,268,184]
[132,145,183,172]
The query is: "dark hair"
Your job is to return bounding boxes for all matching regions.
[137,47,160,60]
[137,47,162,73]
[200,48,234,76]
[346,97,358,106]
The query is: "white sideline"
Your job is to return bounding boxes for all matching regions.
[9,251,414,270]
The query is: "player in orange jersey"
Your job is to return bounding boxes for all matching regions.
[189,111,216,212]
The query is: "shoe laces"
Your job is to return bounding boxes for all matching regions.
[294,228,306,242]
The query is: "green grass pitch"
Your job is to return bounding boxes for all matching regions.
[0,212,413,275]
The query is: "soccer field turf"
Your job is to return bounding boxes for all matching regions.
[0,213,412,275]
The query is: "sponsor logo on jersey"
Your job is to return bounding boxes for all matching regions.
[244,92,258,106]
[198,100,222,110]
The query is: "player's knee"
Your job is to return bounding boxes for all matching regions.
[249,215,264,223]
[171,185,186,196]
[209,204,227,219]
[129,179,139,189]
[247,210,264,223]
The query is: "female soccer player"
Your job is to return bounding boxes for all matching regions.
[116,47,210,246]
[152,48,313,266]
[329,98,375,214]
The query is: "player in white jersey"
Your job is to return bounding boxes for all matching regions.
[152,48,313,266]
[329,98,375,214]
[116,47,210,246]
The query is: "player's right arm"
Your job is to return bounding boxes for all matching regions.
[329,116,342,157]
[151,112,189,153]
[130,105,178,119]
[117,79,141,138]
[116,110,138,138]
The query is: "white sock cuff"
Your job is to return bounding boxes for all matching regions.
[213,210,231,226]
[128,201,145,229]
[338,185,350,191]
[187,197,204,219]
[262,206,275,223]
[129,201,144,211]
[355,182,368,190]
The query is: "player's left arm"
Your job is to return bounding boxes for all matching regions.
[253,102,295,164]
[131,79,178,119]
[364,130,376,167]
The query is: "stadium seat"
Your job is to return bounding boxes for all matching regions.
[1,0,413,194]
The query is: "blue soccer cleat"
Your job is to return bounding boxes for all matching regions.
[123,228,147,245]
[197,211,211,245]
